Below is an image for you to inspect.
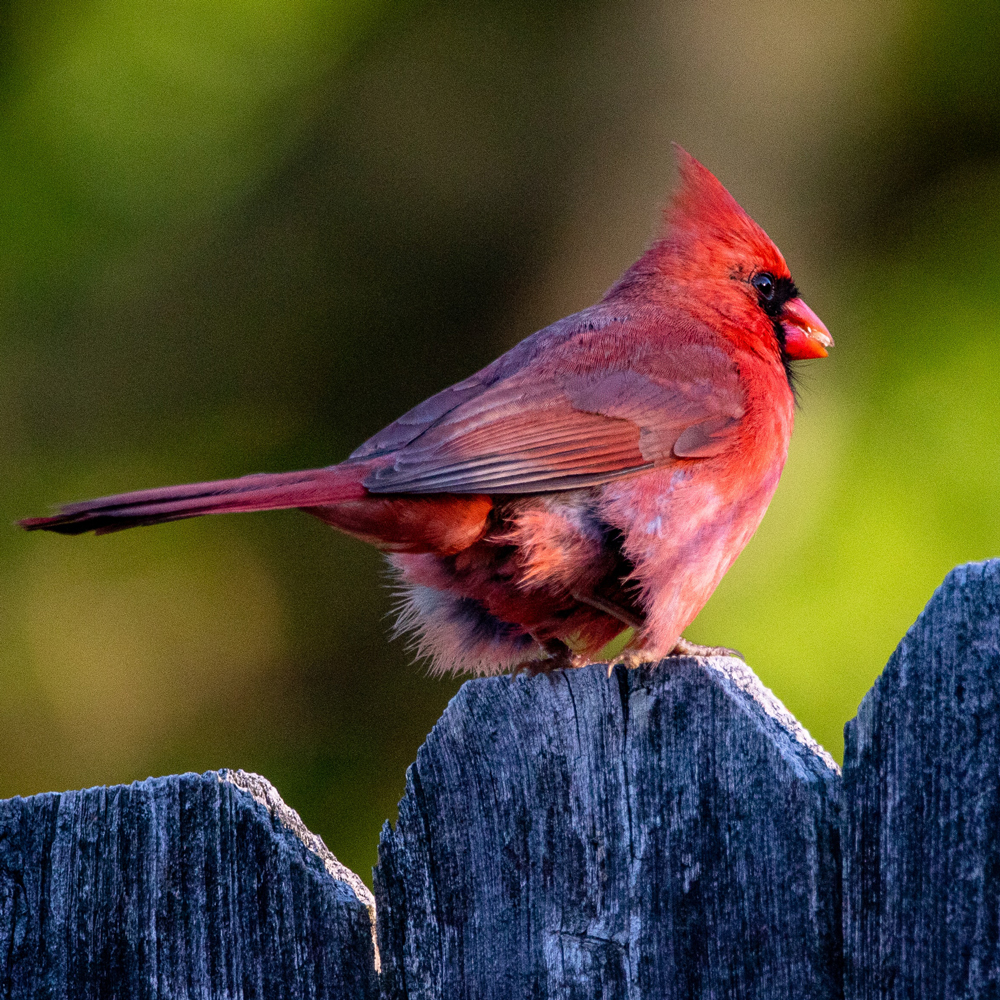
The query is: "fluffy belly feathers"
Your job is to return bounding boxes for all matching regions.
[389,444,786,675]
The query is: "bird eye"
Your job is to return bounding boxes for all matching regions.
[752,272,775,300]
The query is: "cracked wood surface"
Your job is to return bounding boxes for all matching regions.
[0,769,378,999]
[374,656,843,999]
[843,559,1000,999]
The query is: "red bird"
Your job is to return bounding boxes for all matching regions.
[21,149,831,675]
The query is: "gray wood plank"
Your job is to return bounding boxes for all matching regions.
[843,559,1000,999]
[375,656,843,999]
[0,768,378,999]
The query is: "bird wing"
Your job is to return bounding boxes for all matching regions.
[359,309,745,495]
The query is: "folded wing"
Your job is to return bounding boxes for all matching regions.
[363,313,746,495]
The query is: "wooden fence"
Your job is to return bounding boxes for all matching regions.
[1,559,999,998]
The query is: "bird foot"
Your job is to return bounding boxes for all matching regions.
[605,649,649,674]
[513,638,587,677]
[668,637,744,660]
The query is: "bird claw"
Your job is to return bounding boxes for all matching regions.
[602,639,745,675]
[668,637,744,660]
[511,658,558,679]
[513,638,587,678]
[606,649,650,674]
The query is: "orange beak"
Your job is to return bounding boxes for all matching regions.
[781,298,833,360]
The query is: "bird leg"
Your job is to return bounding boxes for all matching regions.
[668,636,744,660]
[571,591,645,629]
[569,591,649,675]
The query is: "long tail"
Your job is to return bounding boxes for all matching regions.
[19,464,371,536]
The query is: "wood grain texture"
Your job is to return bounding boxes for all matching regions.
[374,656,843,999]
[0,769,377,999]
[843,559,1000,999]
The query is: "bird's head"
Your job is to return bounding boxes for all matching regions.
[637,146,833,364]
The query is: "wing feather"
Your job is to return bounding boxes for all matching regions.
[361,307,745,495]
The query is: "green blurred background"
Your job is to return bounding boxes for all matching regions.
[3,0,1000,883]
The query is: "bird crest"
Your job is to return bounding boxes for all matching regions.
[663,146,784,275]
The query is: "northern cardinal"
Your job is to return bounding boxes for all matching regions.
[21,148,831,674]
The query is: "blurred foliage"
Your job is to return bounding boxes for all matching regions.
[3,0,1000,884]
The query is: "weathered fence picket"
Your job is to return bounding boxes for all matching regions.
[0,559,998,998]
[0,769,378,999]
[375,655,842,998]
[843,559,1000,998]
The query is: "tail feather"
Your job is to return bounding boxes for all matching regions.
[19,464,370,536]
